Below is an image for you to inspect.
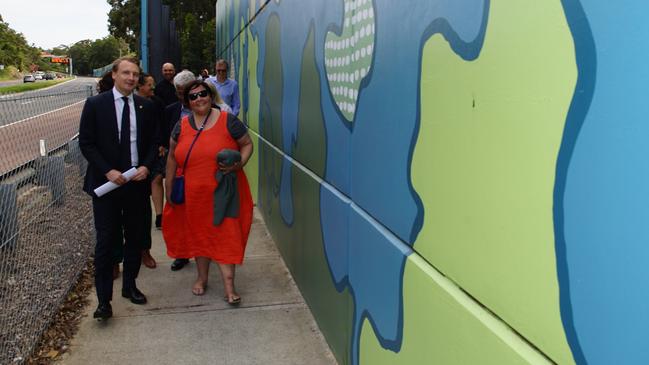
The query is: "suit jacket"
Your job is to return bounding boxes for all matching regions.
[79,91,159,196]
[155,79,177,106]
[162,101,183,148]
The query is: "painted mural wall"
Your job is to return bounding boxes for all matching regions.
[217,1,649,364]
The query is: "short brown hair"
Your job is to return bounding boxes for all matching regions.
[112,56,141,73]
[138,73,154,86]
[183,80,214,104]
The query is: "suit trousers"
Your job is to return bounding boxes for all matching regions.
[109,195,152,265]
[92,185,148,303]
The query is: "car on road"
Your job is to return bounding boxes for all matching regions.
[34,73,43,80]
[44,72,55,80]
[23,74,35,83]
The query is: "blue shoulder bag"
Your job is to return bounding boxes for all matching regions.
[170,109,212,204]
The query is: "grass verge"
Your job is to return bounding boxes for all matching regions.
[0,78,73,94]
[0,66,21,81]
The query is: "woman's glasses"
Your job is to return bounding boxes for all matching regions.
[188,89,209,100]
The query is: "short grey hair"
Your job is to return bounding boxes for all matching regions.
[173,70,196,88]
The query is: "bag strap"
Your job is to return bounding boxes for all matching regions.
[179,108,212,174]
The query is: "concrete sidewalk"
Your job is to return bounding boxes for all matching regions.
[61,208,337,365]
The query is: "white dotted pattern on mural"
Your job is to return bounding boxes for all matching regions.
[325,0,375,121]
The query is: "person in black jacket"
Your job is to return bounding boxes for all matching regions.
[79,56,159,321]
[95,71,125,280]
[154,62,177,106]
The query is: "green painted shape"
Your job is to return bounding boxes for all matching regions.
[260,15,284,150]
[243,26,260,203]
[410,1,576,363]
[293,28,326,178]
[246,26,260,134]
[258,22,353,365]
[360,255,552,365]
[258,13,284,209]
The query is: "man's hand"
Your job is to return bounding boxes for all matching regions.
[158,146,166,157]
[105,169,127,185]
[131,166,150,181]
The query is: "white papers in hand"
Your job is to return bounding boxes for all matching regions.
[93,167,138,197]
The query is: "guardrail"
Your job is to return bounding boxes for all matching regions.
[0,88,95,364]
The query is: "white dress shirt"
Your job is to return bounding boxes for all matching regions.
[112,87,139,167]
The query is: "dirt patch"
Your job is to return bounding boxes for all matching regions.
[0,163,94,364]
[25,260,94,365]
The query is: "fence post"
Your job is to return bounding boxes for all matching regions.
[35,156,66,206]
[0,183,19,250]
[66,139,81,164]
[67,139,88,176]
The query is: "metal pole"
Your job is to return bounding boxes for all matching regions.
[141,0,149,72]
[69,58,73,76]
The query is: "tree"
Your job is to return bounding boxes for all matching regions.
[163,0,214,32]
[50,45,70,56]
[107,0,141,55]
[68,40,93,75]
[88,36,122,68]
[67,36,126,76]
[106,0,216,72]
[0,15,41,71]
[180,13,203,71]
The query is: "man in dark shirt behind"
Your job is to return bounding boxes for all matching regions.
[154,63,177,106]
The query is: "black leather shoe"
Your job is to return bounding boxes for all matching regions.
[93,302,112,321]
[121,286,147,305]
[170,258,189,271]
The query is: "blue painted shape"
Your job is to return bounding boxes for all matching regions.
[556,1,649,364]
[348,204,413,365]
[251,2,489,365]
[320,183,350,289]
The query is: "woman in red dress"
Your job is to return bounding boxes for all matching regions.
[162,80,253,304]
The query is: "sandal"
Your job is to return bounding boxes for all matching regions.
[226,295,241,306]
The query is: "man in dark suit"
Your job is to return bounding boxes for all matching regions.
[155,62,177,106]
[79,56,159,321]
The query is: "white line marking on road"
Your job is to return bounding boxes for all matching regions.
[0,99,86,130]
[0,77,79,99]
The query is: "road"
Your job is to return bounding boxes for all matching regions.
[0,102,85,174]
[0,77,97,127]
[0,77,97,175]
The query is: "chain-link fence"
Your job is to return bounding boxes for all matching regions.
[0,86,95,364]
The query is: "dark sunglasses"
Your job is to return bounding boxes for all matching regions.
[215,69,227,73]
[188,89,209,100]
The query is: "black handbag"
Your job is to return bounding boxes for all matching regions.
[170,109,212,204]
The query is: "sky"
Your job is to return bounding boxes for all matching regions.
[0,0,111,50]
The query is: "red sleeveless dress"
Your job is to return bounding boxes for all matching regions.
[162,111,253,264]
